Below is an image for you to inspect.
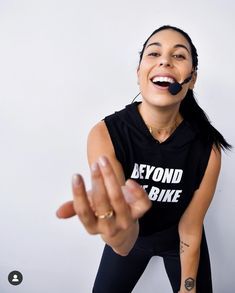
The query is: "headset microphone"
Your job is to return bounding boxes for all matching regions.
[168,75,192,95]
[132,73,194,102]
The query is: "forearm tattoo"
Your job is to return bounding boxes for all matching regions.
[180,240,190,254]
[184,277,195,291]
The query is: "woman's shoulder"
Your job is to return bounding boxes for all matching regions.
[88,121,109,144]
[104,102,137,121]
[87,103,134,155]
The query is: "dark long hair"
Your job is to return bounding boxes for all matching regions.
[138,25,232,151]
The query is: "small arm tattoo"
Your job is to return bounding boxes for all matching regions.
[180,243,184,254]
[184,277,195,291]
[180,240,190,254]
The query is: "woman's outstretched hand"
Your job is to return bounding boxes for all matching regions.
[56,156,151,254]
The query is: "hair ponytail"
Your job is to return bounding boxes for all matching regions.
[180,90,232,151]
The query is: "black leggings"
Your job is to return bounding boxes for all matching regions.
[92,227,213,293]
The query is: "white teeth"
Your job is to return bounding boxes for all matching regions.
[152,76,175,83]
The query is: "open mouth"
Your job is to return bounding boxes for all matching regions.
[151,76,176,88]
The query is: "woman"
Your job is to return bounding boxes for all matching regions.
[57,25,231,293]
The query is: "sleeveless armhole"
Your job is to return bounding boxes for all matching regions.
[195,142,213,190]
[103,116,126,168]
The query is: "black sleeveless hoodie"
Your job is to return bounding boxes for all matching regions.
[104,102,212,236]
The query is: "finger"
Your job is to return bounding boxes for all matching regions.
[72,174,97,233]
[87,190,95,211]
[56,201,76,219]
[125,179,149,200]
[125,179,152,219]
[98,156,131,228]
[90,162,114,218]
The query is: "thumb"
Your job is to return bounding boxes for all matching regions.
[121,185,138,204]
[122,180,152,219]
[56,200,76,219]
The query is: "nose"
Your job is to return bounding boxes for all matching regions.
[159,55,172,67]
[160,61,171,67]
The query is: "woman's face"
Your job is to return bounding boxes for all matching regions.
[137,29,197,108]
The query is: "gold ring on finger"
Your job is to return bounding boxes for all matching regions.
[94,209,114,220]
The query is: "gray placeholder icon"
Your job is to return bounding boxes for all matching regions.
[8,271,23,285]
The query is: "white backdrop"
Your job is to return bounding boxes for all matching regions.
[0,0,234,292]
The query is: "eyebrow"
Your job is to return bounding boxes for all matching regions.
[146,42,190,53]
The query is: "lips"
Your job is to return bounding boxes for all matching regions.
[150,75,177,88]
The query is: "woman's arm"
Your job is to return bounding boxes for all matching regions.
[57,121,151,256]
[87,121,140,255]
[178,146,221,293]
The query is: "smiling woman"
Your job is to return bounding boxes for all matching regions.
[137,28,195,111]
[57,25,231,293]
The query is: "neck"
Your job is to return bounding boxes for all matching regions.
[138,101,183,141]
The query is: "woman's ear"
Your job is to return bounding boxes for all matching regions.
[137,66,140,85]
[189,71,197,90]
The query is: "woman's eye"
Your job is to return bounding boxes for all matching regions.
[173,54,185,60]
[147,52,160,57]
